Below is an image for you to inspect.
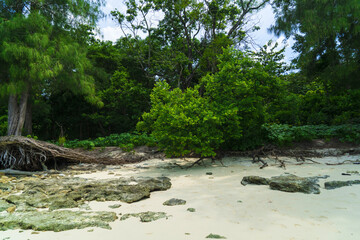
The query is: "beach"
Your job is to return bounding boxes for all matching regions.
[2,154,360,240]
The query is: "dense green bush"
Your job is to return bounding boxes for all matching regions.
[137,48,282,156]
[137,81,224,157]
[263,124,360,146]
[62,132,156,150]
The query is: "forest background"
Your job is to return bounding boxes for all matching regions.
[0,0,359,157]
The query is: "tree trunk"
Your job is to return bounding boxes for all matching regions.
[24,101,33,136]
[7,87,29,136]
[7,94,19,136]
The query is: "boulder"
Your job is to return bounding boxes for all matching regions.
[241,174,321,194]
[120,211,168,222]
[324,180,360,190]
[241,176,269,186]
[269,175,320,194]
[0,210,117,231]
[163,198,186,206]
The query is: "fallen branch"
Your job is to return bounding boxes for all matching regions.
[325,160,360,165]
[252,155,268,169]
[0,168,41,176]
[174,157,209,169]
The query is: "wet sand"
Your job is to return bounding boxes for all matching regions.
[2,154,360,240]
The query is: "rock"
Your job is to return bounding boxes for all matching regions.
[6,206,16,213]
[108,204,121,209]
[120,211,168,222]
[0,210,117,231]
[163,198,186,206]
[241,176,269,186]
[4,176,172,211]
[241,174,321,194]
[187,208,196,212]
[324,180,360,190]
[269,175,320,194]
[137,177,172,191]
[206,233,227,239]
[0,200,14,212]
[15,183,25,191]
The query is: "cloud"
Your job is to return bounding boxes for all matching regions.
[96,26,123,43]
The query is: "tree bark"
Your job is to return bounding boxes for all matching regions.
[7,87,29,136]
[24,101,33,136]
[7,94,19,136]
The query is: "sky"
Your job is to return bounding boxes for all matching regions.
[97,1,297,64]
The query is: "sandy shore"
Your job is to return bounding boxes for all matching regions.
[2,154,360,240]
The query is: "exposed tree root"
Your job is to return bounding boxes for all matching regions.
[174,158,206,169]
[0,136,114,171]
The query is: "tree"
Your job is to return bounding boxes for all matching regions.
[111,0,270,89]
[0,0,104,136]
[271,0,360,92]
[137,48,282,156]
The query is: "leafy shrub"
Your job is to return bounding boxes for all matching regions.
[137,48,282,156]
[137,82,224,157]
[263,124,360,145]
[62,132,156,150]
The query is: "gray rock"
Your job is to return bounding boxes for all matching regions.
[4,176,172,211]
[120,211,168,222]
[324,180,360,190]
[241,176,269,186]
[108,204,121,209]
[269,175,320,194]
[242,174,321,194]
[206,233,227,239]
[0,200,14,212]
[163,198,186,206]
[0,210,117,232]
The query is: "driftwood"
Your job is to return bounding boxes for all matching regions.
[0,136,109,171]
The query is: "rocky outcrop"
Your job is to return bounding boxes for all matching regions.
[241,176,269,186]
[0,175,172,232]
[269,175,320,194]
[0,210,117,231]
[324,180,360,190]
[163,198,186,206]
[241,174,320,194]
[3,176,171,211]
[120,211,169,222]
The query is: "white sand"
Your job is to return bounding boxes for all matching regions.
[2,155,360,240]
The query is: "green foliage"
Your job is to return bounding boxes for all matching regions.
[137,81,223,157]
[62,132,156,150]
[263,124,360,146]
[272,0,360,91]
[137,48,283,156]
[111,0,269,88]
[0,114,7,136]
[26,135,38,140]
